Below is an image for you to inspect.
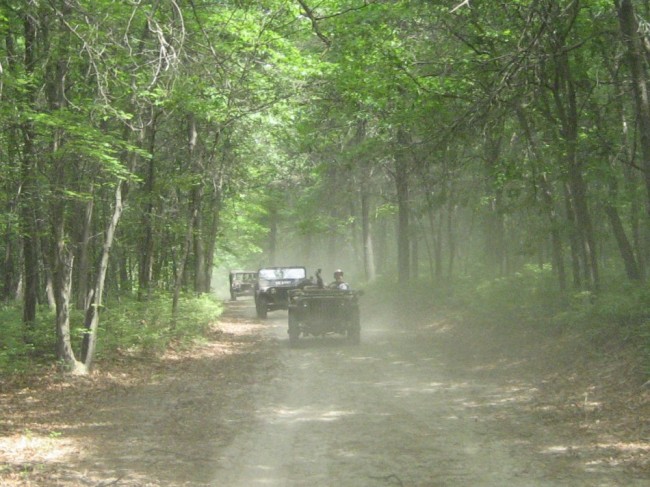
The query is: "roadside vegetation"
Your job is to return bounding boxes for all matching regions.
[0,294,222,380]
[364,266,650,383]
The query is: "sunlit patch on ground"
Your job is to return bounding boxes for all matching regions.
[0,432,79,465]
[262,405,358,424]
[540,439,650,472]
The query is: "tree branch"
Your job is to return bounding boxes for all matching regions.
[297,0,331,47]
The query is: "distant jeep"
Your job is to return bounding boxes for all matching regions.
[287,270,361,347]
[254,266,308,319]
[229,270,257,301]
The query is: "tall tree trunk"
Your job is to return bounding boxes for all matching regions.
[138,122,158,300]
[2,223,16,301]
[81,181,125,370]
[446,196,456,281]
[20,11,40,331]
[360,189,376,281]
[202,197,221,293]
[554,47,599,290]
[188,117,210,294]
[427,209,443,280]
[76,188,94,310]
[410,224,419,280]
[42,238,56,310]
[605,175,642,281]
[395,132,411,284]
[483,130,506,276]
[617,0,650,220]
[563,183,582,289]
[49,156,81,370]
[268,205,278,266]
[3,18,19,302]
[192,185,206,293]
[374,213,388,278]
[605,203,642,281]
[172,204,197,322]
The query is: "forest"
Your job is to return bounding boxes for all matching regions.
[1,0,649,376]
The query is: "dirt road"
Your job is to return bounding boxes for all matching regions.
[211,300,646,486]
[1,298,648,486]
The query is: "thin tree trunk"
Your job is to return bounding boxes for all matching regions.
[81,181,125,370]
[395,138,411,284]
[268,205,278,266]
[411,223,419,280]
[202,199,221,293]
[374,214,388,278]
[446,197,456,281]
[605,174,642,281]
[605,202,642,281]
[564,184,582,289]
[192,185,206,293]
[138,124,157,300]
[361,189,376,281]
[172,205,196,323]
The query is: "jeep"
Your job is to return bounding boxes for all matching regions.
[254,266,308,319]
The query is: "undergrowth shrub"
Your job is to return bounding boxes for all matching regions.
[363,269,649,374]
[96,292,223,358]
[0,305,58,374]
[0,293,223,376]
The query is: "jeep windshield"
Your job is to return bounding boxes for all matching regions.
[258,267,306,280]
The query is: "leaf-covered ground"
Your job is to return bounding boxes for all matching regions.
[0,299,648,485]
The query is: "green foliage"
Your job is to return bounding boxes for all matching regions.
[0,294,223,376]
[96,293,223,357]
[364,269,650,376]
[465,265,566,322]
[0,305,58,373]
[553,285,650,339]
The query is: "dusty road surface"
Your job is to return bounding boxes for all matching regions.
[1,297,648,486]
[209,301,646,487]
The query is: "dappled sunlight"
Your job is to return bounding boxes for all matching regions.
[393,381,446,396]
[0,432,80,465]
[260,405,358,424]
[539,439,650,472]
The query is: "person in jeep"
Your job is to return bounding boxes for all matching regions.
[328,269,350,291]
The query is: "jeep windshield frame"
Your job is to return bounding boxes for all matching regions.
[258,267,306,281]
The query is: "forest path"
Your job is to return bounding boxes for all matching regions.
[210,300,645,486]
[1,298,647,486]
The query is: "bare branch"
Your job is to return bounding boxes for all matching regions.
[450,0,471,14]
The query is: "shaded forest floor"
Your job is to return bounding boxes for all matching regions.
[0,298,648,485]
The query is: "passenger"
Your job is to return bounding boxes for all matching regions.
[328,269,350,291]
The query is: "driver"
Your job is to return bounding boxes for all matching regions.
[328,269,350,290]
